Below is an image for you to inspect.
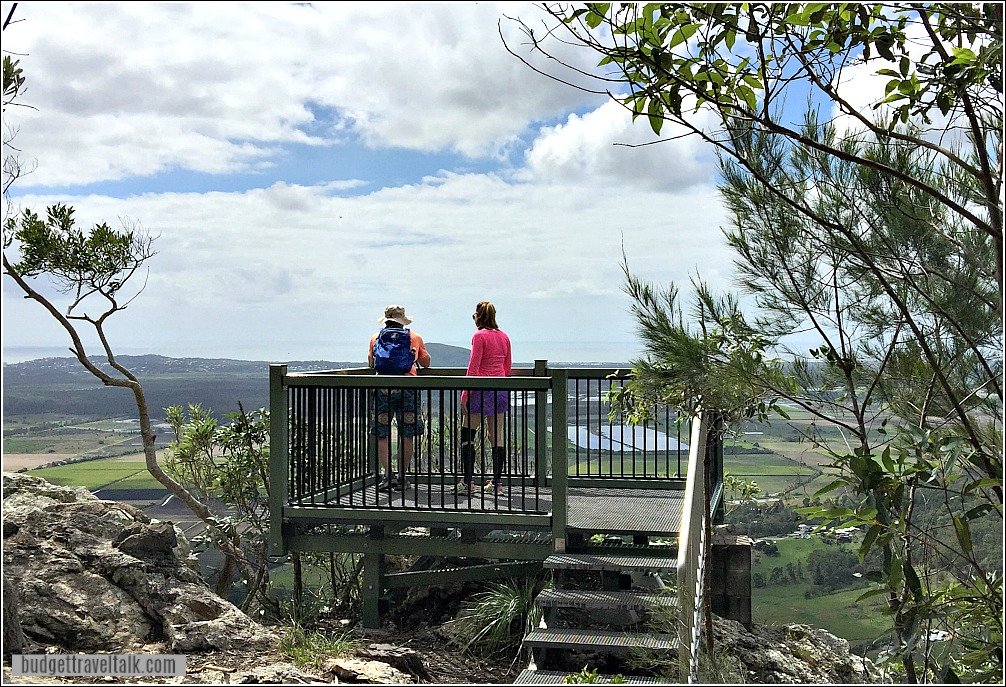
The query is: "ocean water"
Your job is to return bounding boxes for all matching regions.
[2,340,642,366]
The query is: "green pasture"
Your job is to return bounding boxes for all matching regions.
[4,432,119,455]
[752,537,890,648]
[754,438,833,464]
[751,536,833,571]
[71,419,140,431]
[725,452,816,475]
[754,583,890,647]
[29,458,163,491]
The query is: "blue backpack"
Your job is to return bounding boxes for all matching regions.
[373,327,416,375]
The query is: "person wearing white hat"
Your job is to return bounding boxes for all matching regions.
[368,305,431,490]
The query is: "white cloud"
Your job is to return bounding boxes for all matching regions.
[1,3,739,365]
[2,172,732,357]
[829,18,987,147]
[3,2,600,187]
[521,99,716,191]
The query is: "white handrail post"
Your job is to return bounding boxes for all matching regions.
[676,411,709,683]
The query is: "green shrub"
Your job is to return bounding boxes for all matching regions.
[451,577,546,660]
[279,624,355,669]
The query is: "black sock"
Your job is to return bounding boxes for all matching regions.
[460,427,477,485]
[492,446,506,485]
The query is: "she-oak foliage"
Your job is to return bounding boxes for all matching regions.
[511,2,1002,682]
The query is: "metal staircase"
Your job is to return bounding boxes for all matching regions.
[514,550,681,684]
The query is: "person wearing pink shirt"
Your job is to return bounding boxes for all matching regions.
[455,301,512,497]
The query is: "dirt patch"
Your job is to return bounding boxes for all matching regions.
[1,454,75,471]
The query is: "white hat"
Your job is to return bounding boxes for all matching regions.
[379,304,413,326]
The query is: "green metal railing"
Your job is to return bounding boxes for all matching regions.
[565,368,690,484]
[269,363,713,556]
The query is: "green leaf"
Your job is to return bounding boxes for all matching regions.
[888,553,903,589]
[646,98,664,135]
[965,504,993,520]
[859,524,882,558]
[964,478,1002,493]
[952,515,973,555]
[668,23,698,49]
[856,586,888,603]
[949,47,977,65]
[736,84,757,111]
[903,561,923,599]
[584,4,610,29]
[784,11,811,27]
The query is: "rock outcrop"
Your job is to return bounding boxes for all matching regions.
[711,615,884,683]
[2,472,277,654]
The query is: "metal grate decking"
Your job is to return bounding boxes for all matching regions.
[522,628,679,652]
[544,553,679,573]
[513,670,664,684]
[292,485,685,537]
[535,588,677,611]
[567,488,683,535]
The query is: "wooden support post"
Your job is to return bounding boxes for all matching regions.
[362,526,385,629]
[268,364,289,557]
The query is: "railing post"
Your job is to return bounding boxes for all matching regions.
[269,364,289,557]
[677,411,710,682]
[534,359,548,486]
[551,368,568,553]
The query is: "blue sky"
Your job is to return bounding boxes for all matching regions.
[2,2,871,365]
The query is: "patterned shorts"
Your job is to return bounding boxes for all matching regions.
[370,389,424,438]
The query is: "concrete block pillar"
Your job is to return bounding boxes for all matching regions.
[709,533,752,629]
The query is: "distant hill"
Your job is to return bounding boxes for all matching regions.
[2,344,472,420]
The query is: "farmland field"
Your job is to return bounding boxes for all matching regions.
[751,537,891,651]
[28,457,164,491]
[754,583,890,649]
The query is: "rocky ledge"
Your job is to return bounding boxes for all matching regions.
[2,472,882,684]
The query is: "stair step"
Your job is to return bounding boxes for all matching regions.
[513,669,664,684]
[544,554,678,573]
[522,628,678,653]
[573,543,677,557]
[536,589,677,612]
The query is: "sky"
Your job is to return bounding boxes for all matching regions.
[0,2,889,366]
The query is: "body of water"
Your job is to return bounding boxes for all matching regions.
[2,340,642,366]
